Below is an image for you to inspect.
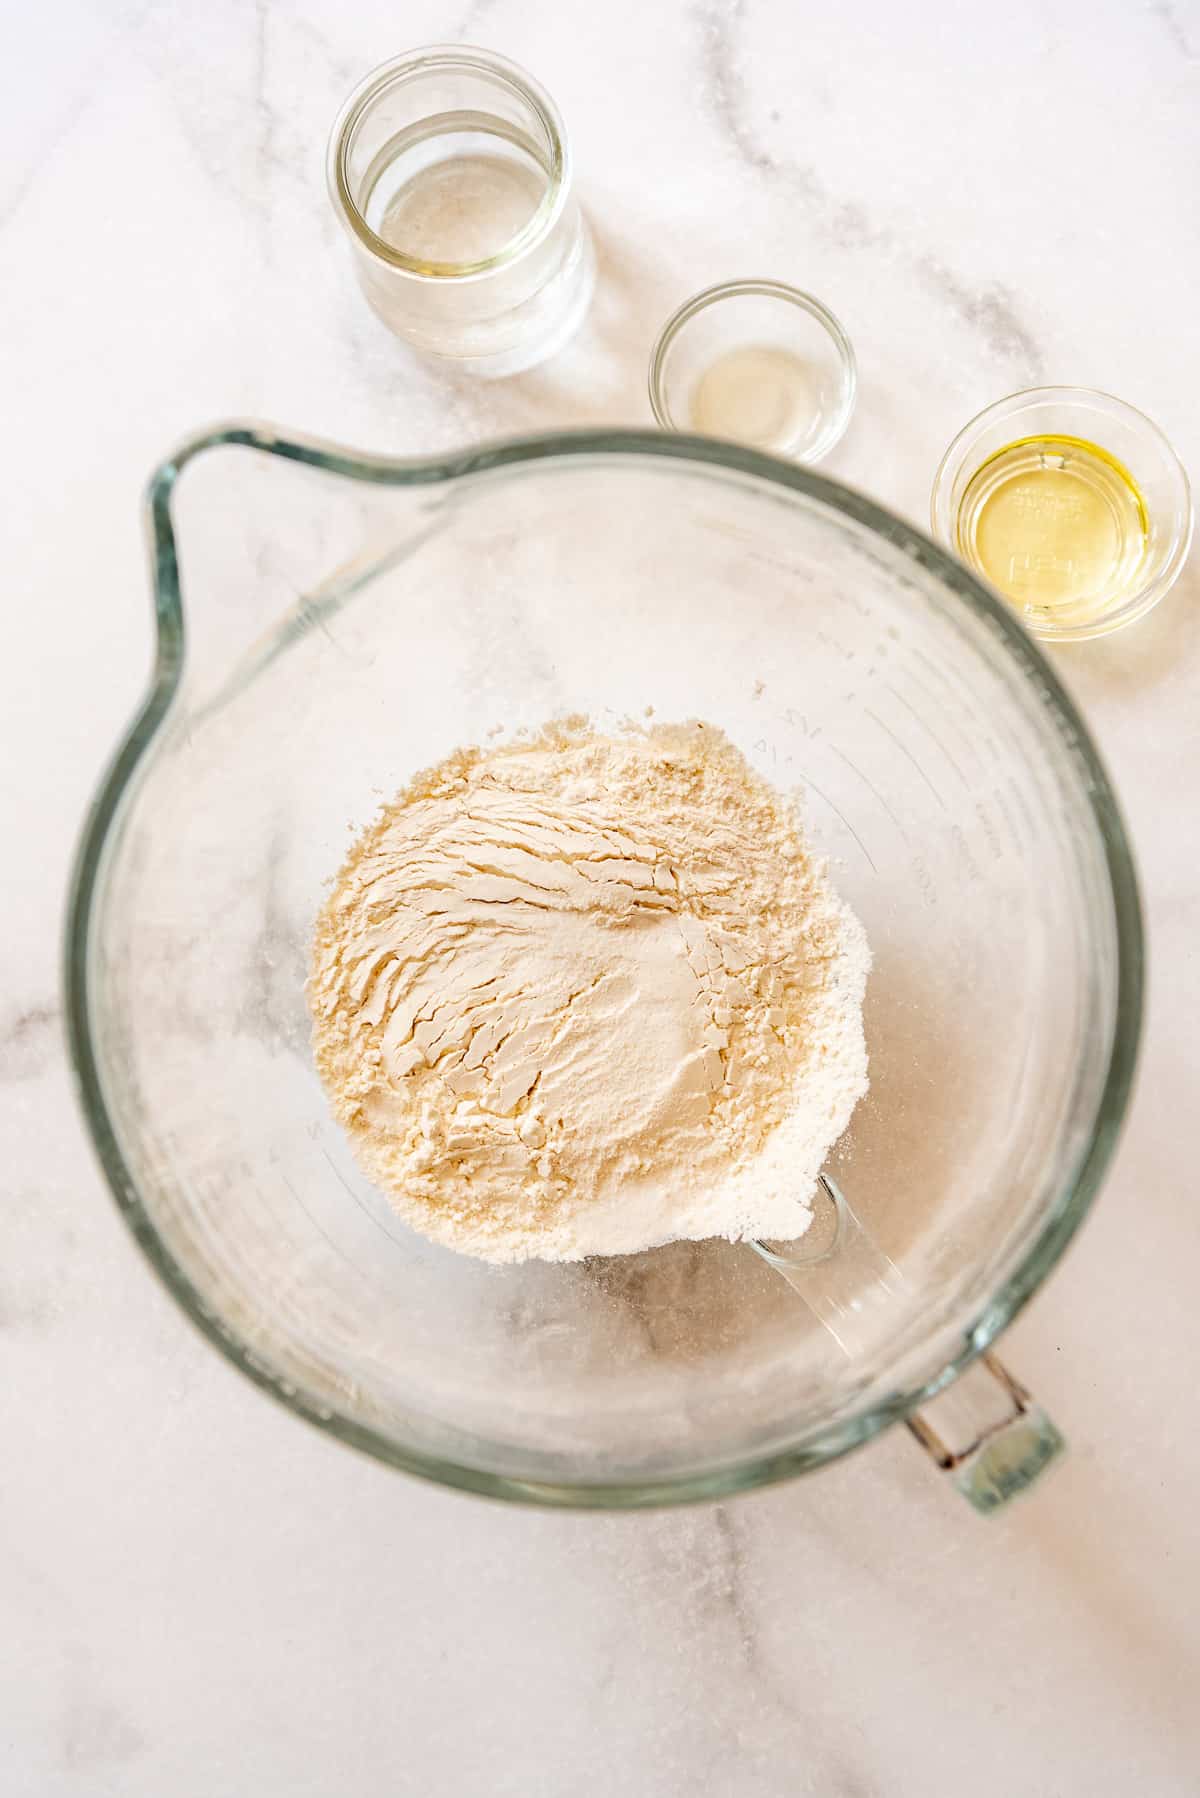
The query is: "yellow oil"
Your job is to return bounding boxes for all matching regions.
[955,434,1149,630]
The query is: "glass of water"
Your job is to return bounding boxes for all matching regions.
[327,47,595,376]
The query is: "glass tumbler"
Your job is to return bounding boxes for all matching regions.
[326,47,595,376]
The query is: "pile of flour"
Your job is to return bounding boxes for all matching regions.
[308,717,870,1263]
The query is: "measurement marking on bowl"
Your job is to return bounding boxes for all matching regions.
[908,644,998,757]
[825,741,910,847]
[885,684,971,790]
[865,708,947,811]
[799,773,878,872]
[948,824,983,884]
[280,1171,380,1291]
[781,708,822,739]
[195,1163,305,1256]
[910,855,938,907]
[321,1146,413,1249]
[1005,777,1042,856]
[973,799,1008,863]
[893,662,987,774]
[985,785,1023,856]
[984,696,1065,855]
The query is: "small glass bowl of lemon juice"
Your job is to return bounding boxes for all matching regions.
[933,387,1191,642]
[649,280,856,464]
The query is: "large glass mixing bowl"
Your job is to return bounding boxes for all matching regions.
[66,426,1141,1507]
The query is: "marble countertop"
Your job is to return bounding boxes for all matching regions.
[5,1,1199,1792]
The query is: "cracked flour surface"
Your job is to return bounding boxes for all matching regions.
[308,717,869,1262]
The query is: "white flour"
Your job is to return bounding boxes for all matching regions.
[308,718,870,1262]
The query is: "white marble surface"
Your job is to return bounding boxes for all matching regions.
[4,1,1200,1792]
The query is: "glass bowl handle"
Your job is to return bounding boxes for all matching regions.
[752,1177,1065,1514]
[904,1350,1064,1514]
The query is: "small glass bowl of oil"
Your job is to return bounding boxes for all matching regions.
[648,280,856,463]
[932,387,1192,642]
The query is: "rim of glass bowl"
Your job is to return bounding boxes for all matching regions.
[648,279,858,462]
[64,423,1144,1510]
[326,46,570,281]
[930,385,1194,644]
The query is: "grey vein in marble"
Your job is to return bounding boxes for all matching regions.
[1152,0,1200,60]
[917,257,1044,383]
[450,0,500,40]
[694,0,1046,376]
[696,0,814,188]
[0,1003,61,1082]
[62,1690,145,1777]
[252,0,280,232]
